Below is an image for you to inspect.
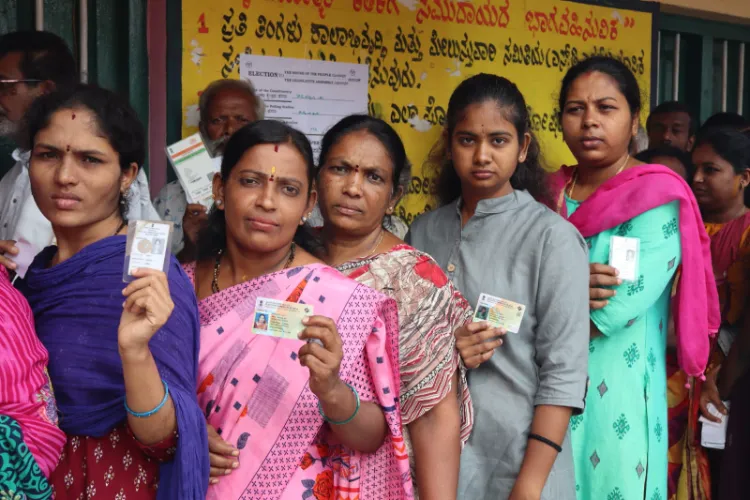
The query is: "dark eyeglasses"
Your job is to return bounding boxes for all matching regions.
[0,79,42,96]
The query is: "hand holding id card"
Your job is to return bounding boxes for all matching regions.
[123,220,174,282]
[166,133,217,208]
[609,236,640,282]
[473,293,526,334]
[253,297,314,340]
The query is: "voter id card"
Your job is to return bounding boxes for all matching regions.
[253,298,314,340]
[123,220,174,282]
[166,133,216,208]
[473,293,526,334]
[609,236,640,282]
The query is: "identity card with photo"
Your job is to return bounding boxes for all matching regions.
[253,297,314,340]
[123,220,174,282]
[473,292,526,334]
[609,235,640,282]
[166,133,216,208]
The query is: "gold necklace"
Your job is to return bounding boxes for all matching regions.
[559,154,630,213]
[363,229,385,259]
[211,243,296,294]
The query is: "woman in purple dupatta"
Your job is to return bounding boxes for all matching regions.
[188,120,412,499]
[14,85,208,499]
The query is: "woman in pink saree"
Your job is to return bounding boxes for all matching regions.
[186,120,413,499]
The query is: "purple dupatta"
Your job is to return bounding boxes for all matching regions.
[17,236,209,499]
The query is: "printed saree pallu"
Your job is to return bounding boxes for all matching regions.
[191,263,414,500]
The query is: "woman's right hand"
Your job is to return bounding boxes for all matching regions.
[699,365,728,423]
[455,322,506,369]
[0,240,18,271]
[589,263,621,310]
[207,424,239,483]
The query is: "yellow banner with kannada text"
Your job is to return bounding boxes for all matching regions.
[182,0,652,222]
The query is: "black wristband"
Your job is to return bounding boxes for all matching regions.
[528,433,562,453]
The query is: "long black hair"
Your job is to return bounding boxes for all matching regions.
[425,73,550,207]
[635,145,695,181]
[693,127,750,175]
[700,112,749,132]
[693,126,750,206]
[196,120,319,260]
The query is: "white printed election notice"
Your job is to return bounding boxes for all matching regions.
[166,133,216,208]
[240,54,368,159]
[124,220,174,282]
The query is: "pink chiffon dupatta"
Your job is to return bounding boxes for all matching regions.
[549,164,719,379]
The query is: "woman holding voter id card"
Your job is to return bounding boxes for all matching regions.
[408,74,591,500]
[313,115,474,499]
[186,120,413,499]
[550,56,718,500]
[13,85,209,499]
[685,127,750,499]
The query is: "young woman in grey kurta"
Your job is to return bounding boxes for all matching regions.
[407,74,590,499]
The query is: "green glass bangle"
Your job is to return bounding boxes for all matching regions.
[317,382,360,425]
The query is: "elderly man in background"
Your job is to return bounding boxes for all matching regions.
[154,78,265,260]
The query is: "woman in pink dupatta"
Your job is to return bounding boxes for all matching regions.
[186,120,413,500]
[551,56,718,500]
[1,265,65,497]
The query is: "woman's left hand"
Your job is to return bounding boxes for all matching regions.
[699,364,727,423]
[118,269,174,353]
[297,316,344,400]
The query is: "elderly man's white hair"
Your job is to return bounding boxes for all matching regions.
[198,78,266,125]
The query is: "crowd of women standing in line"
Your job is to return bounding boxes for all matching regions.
[1,52,748,500]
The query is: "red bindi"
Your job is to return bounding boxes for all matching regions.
[274,144,279,152]
[355,165,360,172]
[71,113,76,120]
[66,145,71,152]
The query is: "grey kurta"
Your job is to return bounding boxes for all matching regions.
[407,190,590,499]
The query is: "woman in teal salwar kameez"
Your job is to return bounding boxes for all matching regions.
[551,56,718,500]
